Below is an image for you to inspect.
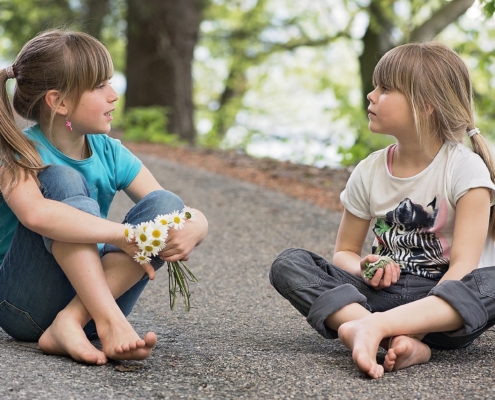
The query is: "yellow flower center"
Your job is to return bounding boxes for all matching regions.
[152,240,162,247]
[174,216,181,223]
[159,219,168,225]
[139,233,147,242]
[124,228,129,237]
[152,229,161,238]
[144,245,153,252]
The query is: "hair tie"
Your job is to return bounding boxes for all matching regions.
[467,127,480,138]
[5,66,14,79]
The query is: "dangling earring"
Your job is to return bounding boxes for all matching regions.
[65,116,73,131]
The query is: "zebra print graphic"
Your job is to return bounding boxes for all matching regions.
[372,197,449,279]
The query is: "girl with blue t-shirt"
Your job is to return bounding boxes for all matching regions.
[270,42,495,378]
[0,30,208,365]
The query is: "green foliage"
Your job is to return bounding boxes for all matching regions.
[0,0,75,57]
[2,0,493,167]
[123,107,183,145]
[0,0,126,73]
[480,0,495,16]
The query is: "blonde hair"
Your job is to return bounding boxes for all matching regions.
[373,42,495,238]
[0,29,114,196]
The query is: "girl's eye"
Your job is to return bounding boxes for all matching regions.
[381,85,388,92]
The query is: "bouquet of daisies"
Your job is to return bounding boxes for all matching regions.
[123,206,198,311]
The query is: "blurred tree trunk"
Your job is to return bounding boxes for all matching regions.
[358,1,394,112]
[80,0,110,40]
[125,0,207,144]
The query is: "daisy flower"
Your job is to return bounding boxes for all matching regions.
[134,252,151,265]
[150,237,166,252]
[138,236,166,256]
[182,206,196,221]
[123,223,135,242]
[139,240,160,256]
[150,221,169,241]
[134,221,153,243]
[155,213,173,227]
[128,207,198,311]
[170,210,185,230]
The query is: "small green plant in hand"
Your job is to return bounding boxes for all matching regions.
[364,256,400,279]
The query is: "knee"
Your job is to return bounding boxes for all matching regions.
[136,190,185,218]
[38,165,90,200]
[38,165,100,218]
[269,248,310,291]
[148,190,185,213]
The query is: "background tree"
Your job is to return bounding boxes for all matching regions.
[195,0,477,160]
[125,0,208,144]
[0,0,493,166]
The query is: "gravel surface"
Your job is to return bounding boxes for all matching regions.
[1,153,494,399]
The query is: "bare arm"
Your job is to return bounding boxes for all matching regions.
[124,165,209,262]
[333,209,370,276]
[3,169,126,247]
[439,187,491,283]
[333,209,401,289]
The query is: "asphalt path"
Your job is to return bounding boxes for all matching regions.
[1,153,494,399]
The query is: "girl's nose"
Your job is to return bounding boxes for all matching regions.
[110,87,119,103]
[367,88,377,103]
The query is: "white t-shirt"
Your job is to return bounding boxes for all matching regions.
[340,141,495,279]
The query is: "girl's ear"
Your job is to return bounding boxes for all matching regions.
[44,90,68,116]
[426,103,435,116]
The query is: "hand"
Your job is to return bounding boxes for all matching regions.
[361,254,401,290]
[158,222,201,262]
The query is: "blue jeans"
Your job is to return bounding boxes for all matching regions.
[270,248,495,349]
[0,165,184,342]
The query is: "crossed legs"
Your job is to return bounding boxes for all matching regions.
[337,296,461,378]
[270,249,495,378]
[38,243,157,364]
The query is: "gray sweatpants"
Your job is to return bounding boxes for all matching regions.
[269,248,495,349]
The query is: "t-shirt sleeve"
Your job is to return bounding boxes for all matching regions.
[113,140,143,191]
[340,160,372,220]
[451,152,495,205]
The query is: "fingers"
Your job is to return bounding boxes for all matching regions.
[141,262,155,280]
[159,240,192,262]
[369,268,384,287]
[369,263,401,289]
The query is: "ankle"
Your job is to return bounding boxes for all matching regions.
[55,307,91,327]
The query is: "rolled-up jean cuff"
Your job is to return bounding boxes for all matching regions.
[428,280,488,336]
[307,284,367,339]
[42,196,101,253]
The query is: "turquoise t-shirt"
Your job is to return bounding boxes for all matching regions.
[0,124,142,264]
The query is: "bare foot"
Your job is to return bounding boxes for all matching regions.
[384,335,431,372]
[97,319,157,361]
[39,311,107,365]
[338,319,385,379]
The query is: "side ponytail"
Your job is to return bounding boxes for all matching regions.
[0,67,44,197]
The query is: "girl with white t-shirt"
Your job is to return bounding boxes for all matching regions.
[270,42,495,379]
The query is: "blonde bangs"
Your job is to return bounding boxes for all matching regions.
[63,32,114,105]
[372,45,421,96]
